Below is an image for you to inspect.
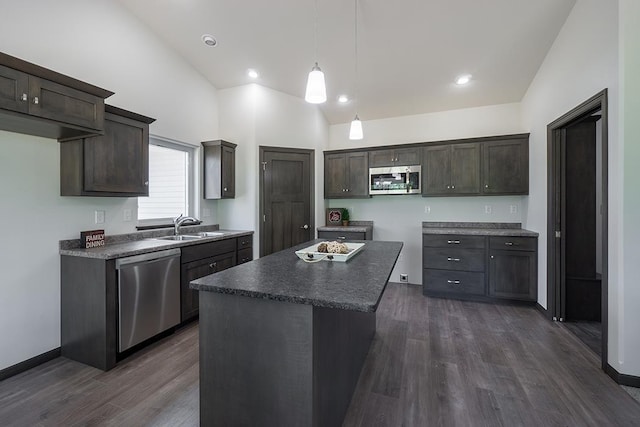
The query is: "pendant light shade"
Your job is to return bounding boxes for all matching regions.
[305,62,327,104]
[349,115,363,140]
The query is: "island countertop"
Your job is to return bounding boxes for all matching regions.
[191,239,403,312]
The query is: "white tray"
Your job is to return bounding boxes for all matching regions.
[295,242,365,262]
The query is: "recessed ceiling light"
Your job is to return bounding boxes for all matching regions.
[201,34,217,47]
[338,95,349,103]
[247,69,259,79]
[456,74,472,85]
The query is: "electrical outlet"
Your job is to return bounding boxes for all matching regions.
[424,205,431,214]
[484,205,492,214]
[400,273,408,283]
[95,210,105,224]
[510,205,518,214]
[123,209,132,222]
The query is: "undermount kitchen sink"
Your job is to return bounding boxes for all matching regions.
[155,235,204,241]
[194,232,225,237]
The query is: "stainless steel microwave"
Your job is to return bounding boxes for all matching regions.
[369,165,421,195]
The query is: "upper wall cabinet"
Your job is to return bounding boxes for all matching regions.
[482,138,529,195]
[423,143,481,196]
[0,52,113,140]
[324,151,369,198]
[369,147,421,167]
[203,140,237,199]
[60,105,155,197]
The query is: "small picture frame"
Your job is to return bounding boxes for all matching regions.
[326,208,343,225]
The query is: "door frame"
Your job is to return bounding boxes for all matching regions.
[546,89,608,369]
[258,146,315,257]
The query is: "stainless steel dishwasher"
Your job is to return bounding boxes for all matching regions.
[116,248,181,352]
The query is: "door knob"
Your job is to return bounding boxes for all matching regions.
[301,224,309,229]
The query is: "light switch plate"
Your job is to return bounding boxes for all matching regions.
[123,209,132,222]
[484,205,492,214]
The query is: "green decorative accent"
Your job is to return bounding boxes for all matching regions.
[341,208,350,221]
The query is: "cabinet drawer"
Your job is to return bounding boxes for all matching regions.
[422,234,485,249]
[423,248,485,272]
[489,236,536,251]
[237,235,253,249]
[318,231,366,240]
[181,239,237,264]
[423,269,485,296]
[237,248,253,265]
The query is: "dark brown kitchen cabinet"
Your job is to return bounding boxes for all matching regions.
[318,230,367,240]
[181,251,236,321]
[60,105,155,196]
[482,138,529,195]
[0,52,113,140]
[423,143,480,195]
[369,147,420,167]
[203,140,236,199]
[488,236,537,301]
[324,151,369,198]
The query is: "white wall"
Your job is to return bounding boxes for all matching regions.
[217,84,329,257]
[0,0,220,370]
[620,0,640,376]
[328,103,527,284]
[522,0,640,375]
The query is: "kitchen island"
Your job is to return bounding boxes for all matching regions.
[191,239,403,427]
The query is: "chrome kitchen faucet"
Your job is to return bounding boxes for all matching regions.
[173,214,200,235]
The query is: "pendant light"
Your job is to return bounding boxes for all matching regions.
[305,0,326,104]
[349,0,363,140]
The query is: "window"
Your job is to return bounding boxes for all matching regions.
[138,137,194,222]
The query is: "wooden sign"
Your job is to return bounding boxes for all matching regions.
[326,208,343,226]
[81,229,105,249]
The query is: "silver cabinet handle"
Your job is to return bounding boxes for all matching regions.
[241,241,248,246]
[33,96,39,105]
[447,280,461,285]
[144,181,149,186]
[485,184,489,188]
[337,236,346,240]
[451,185,455,189]
[491,255,494,259]
[447,240,460,244]
[209,262,217,269]
[301,224,309,229]
[224,187,228,191]
[21,93,27,101]
[504,242,514,246]
[447,185,451,189]
[447,257,461,262]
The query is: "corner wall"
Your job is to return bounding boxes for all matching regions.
[0,0,220,370]
[217,84,329,258]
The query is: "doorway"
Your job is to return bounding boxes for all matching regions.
[259,146,314,257]
[547,90,608,369]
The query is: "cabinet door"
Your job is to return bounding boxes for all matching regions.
[0,64,29,113]
[29,76,104,131]
[324,153,347,198]
[489,250,537,301]
[369,149,396,167]
[423,145,451,195]
[482,139,528,194]
[83,112,149,195]
[181,251,237,322]
[221,144,235,198]
[394,147,421,165]
[346,151,369,197]
[451,143,480,194]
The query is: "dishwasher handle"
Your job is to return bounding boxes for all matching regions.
[115,248,181,269]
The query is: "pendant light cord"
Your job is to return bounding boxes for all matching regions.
[354,0,359,114]
[314,0,318,61]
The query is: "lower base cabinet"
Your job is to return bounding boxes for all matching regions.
[422,234,537,303]
[180,235,253,322]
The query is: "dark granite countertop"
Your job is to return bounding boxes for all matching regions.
[59,226,253,260]
[422,222,538,237]
[191,239,403,312]
[317,220,373,233]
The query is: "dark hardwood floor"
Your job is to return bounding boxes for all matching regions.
[563,320,602,358]
[1,283,639,426]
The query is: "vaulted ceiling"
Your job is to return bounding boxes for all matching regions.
[117,0,576,125]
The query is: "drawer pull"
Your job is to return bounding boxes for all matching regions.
[447,280,461,285]
[447,257,461,262]
[241,241,248,246]
[447,240,461,244]
[337,236,346,240]
[504,242,514,246]
[209,262,217,270]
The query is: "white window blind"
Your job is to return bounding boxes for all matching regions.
[138,139,192,221]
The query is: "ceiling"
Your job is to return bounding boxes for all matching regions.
[117,0,576,125]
